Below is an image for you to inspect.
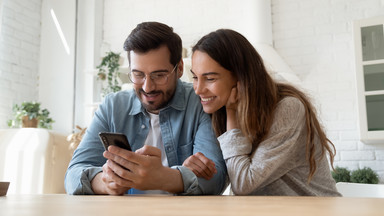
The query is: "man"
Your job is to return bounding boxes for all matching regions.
[65,22,227,195]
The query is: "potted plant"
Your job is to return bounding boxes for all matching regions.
[331,166,380,184]
[350,167,379,184]
[7,101,55,129]
[331,166,351,183]
[96,51,122,97]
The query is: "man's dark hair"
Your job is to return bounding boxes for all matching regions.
[123,22,182,66]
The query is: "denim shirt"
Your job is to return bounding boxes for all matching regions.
[64,80,227,195]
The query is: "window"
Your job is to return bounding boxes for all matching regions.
[354,16,384,144]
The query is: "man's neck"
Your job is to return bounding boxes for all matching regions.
[146,109,160,115]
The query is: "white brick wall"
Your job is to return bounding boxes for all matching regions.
[0,0,42,128]
[272,0,384,182]
[102,0,384,183]
[102,0,268,59]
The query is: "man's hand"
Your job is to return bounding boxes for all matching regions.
[183,152,217,180]
[91,164,131,195]
[101,145,184,193]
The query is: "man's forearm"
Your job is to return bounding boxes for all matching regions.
[91,173,107,194]
[159,167,184,194]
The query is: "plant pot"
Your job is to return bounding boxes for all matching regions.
[0,181,10,196]
[22,116,38,128]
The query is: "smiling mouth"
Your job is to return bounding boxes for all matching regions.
[201,97,214,102]
[144,92,159,97]
[141,90,161,97]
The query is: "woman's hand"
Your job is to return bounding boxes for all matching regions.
[226,84,239,110]
[226,83,239,131]
[183,152,217,180]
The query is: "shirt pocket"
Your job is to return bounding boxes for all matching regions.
[178,140,193,162]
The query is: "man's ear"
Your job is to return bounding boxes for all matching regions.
[177,60,184,79]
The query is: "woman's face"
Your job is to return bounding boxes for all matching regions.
[191,50,237,114]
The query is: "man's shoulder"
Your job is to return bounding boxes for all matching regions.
[180,80,193,88]
[178,81,199,101]
[102,89,140,111]
[107,89,136,99]
[168,80,199,111]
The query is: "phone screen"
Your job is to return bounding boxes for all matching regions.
[98,132,132,151]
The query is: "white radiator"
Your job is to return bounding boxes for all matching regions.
[0,128,72,194]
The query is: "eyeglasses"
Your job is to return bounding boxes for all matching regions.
[128,64,178,85]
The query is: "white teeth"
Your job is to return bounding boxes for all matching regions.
[201,97,214,102]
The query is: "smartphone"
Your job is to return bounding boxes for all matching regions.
[98,132,132,151]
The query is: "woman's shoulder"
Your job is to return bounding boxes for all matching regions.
[271,97,306,131]
[276,96,305,117]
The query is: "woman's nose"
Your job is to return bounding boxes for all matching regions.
[193,80,204,95]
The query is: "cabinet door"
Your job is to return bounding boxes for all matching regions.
[354,17,384,144]
[361,24,384,61]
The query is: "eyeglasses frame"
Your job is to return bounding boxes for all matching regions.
[128,63,179,85]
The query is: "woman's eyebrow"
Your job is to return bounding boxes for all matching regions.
[190,70,219,76]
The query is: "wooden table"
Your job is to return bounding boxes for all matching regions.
[1,194,383,216]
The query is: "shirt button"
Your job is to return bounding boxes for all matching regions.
[141,125,145,129]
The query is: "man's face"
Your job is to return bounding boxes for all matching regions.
[129,45,182,114]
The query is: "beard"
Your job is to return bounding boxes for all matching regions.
[135,88,175,113]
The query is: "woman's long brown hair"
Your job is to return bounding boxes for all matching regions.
[193,29,336,181]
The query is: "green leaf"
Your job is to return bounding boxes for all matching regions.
[6,101,55,129]
[96,51,122,95]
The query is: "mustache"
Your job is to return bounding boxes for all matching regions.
[139,89,162,96]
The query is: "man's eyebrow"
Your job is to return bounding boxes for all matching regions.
[190,70,219,76]
[131,69,169,73]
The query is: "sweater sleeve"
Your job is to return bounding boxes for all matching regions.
[218,97,307,195]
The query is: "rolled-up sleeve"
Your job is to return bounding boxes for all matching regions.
[64,96,111,195]
[65,167,102,195]
[179,112,228,195]
[218,129,252,160]
[173,166,199,194]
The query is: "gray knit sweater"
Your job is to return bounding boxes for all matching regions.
[218,97,341,196]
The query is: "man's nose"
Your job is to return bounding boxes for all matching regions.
[142,76,156,93]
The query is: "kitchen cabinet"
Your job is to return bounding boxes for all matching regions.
[354,16,384,144]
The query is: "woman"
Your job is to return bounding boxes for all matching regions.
[189,29,340,196]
